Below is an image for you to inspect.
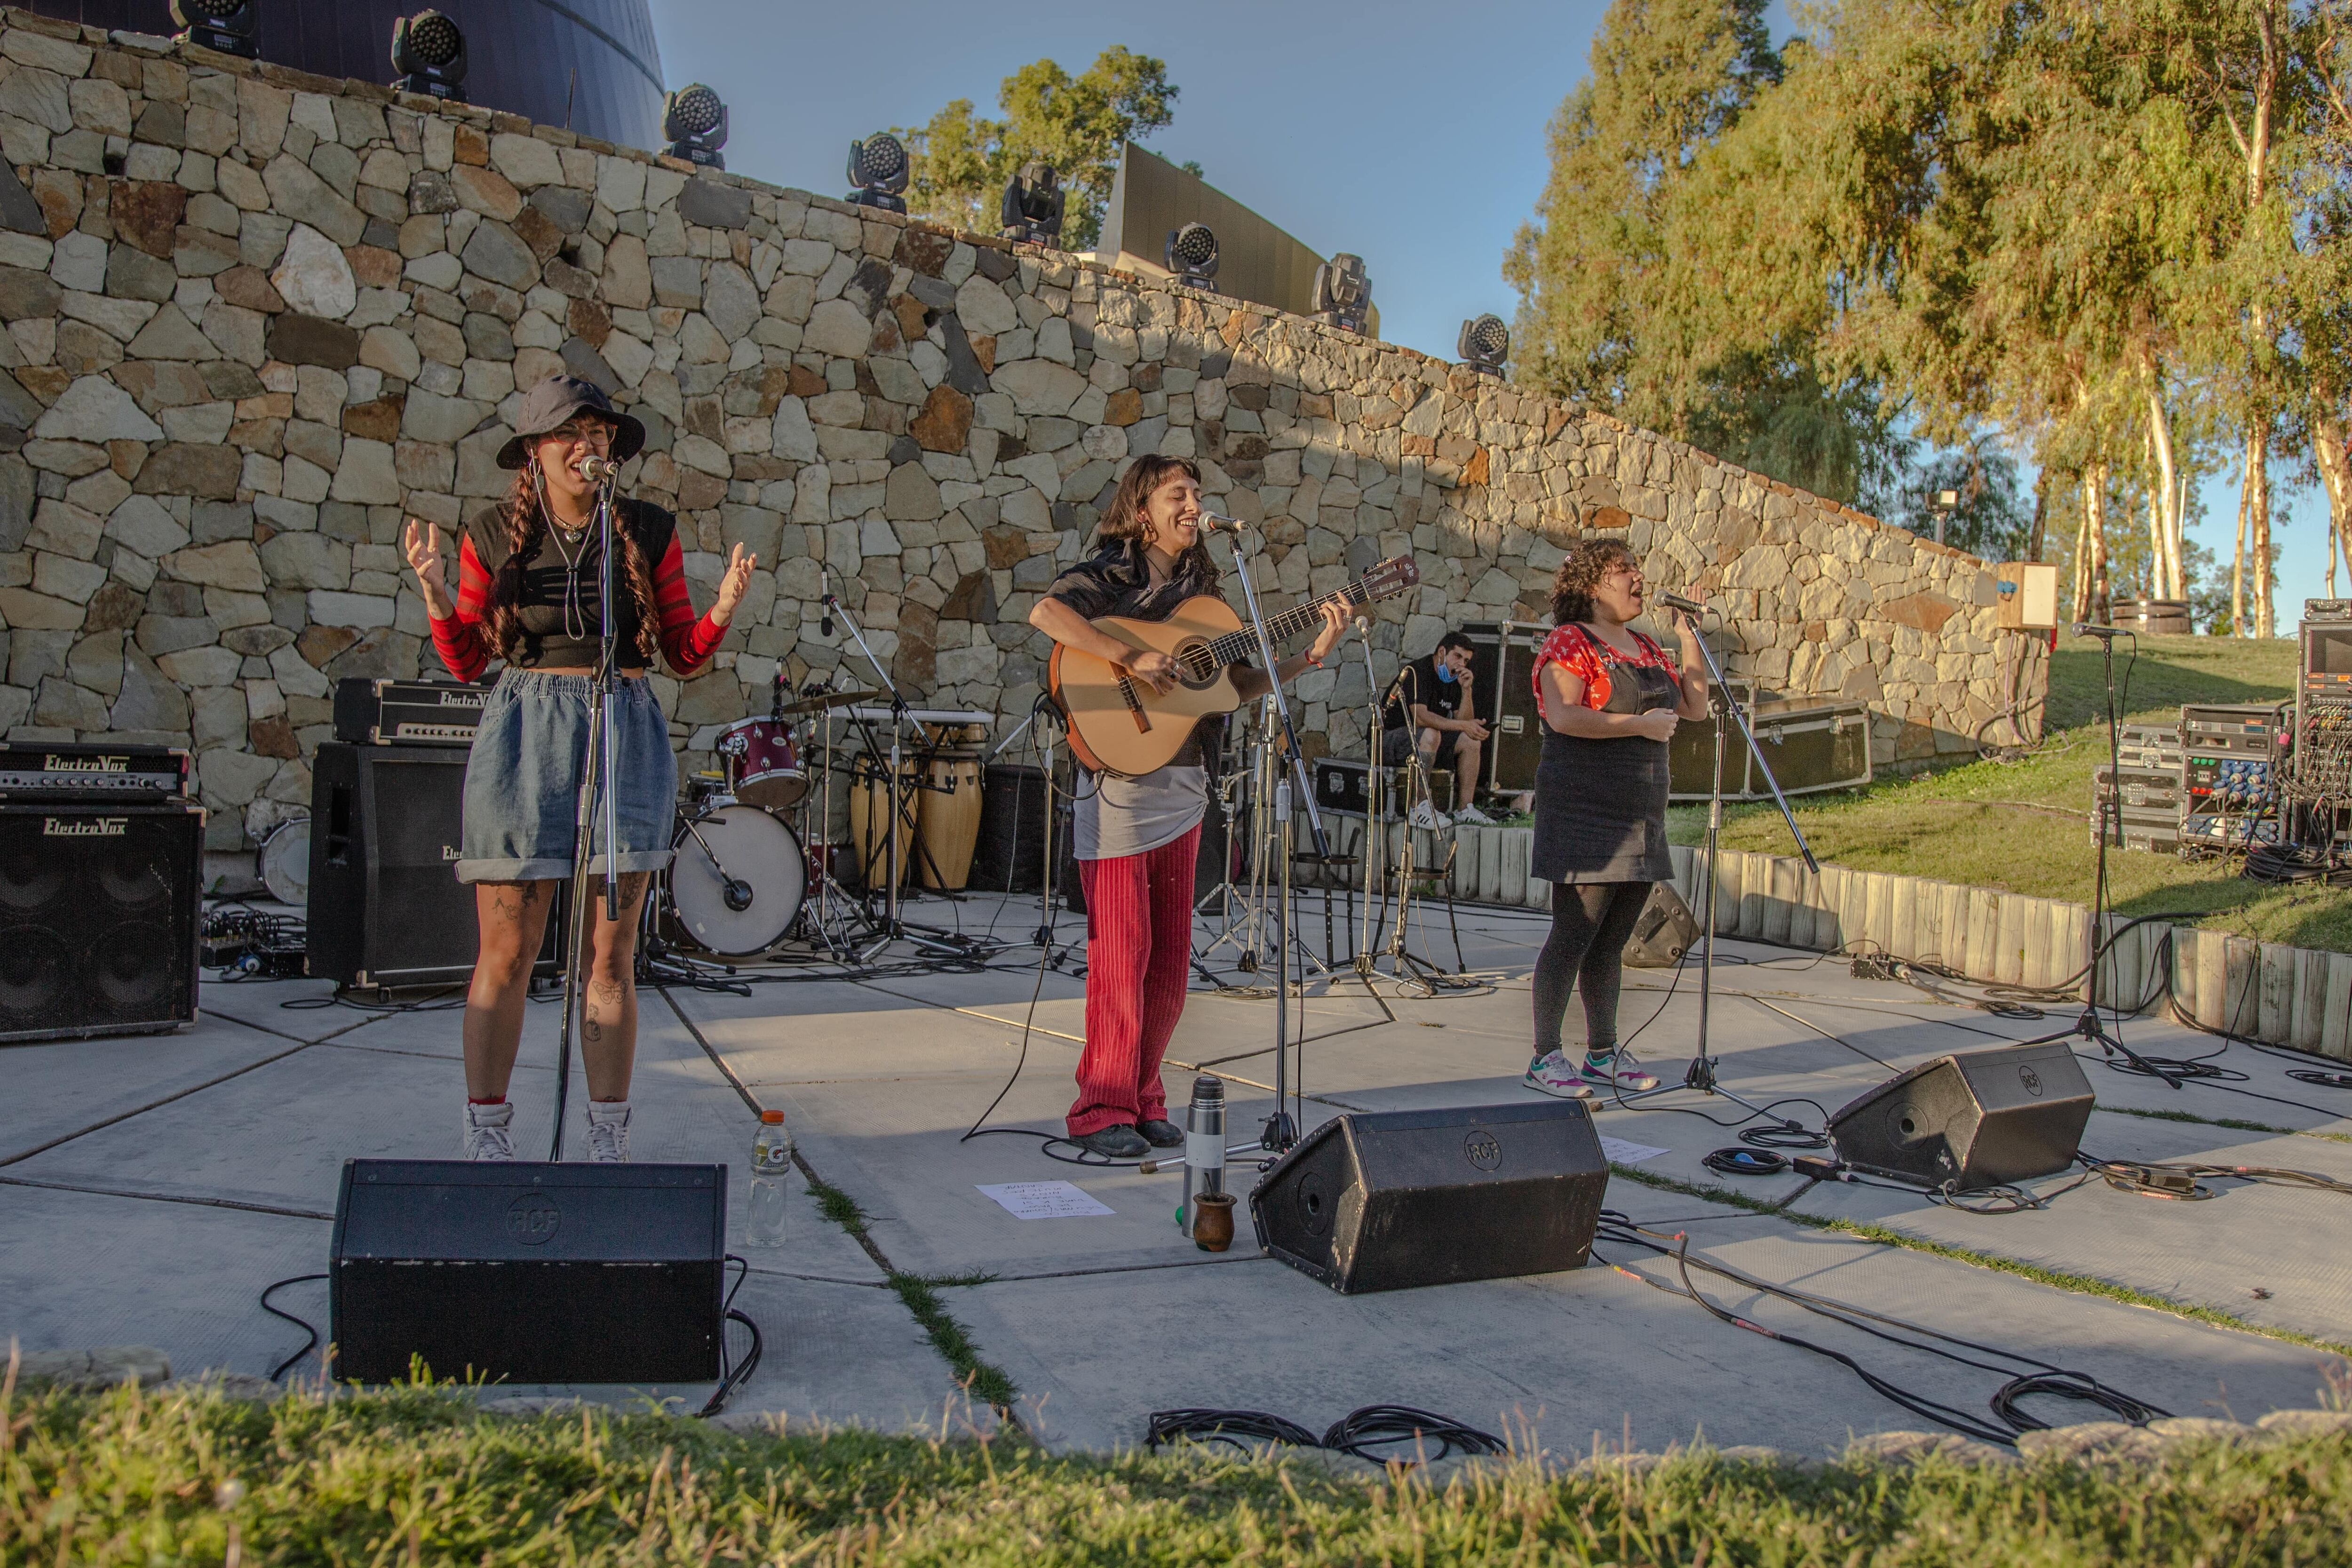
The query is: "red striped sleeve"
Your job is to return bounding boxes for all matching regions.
[653,533,725,675]
[428,534,494,683]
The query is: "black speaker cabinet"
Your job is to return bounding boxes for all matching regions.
[1250,1101,1609,1294]
[331,1159,726,1385]
[1622,881,1700,968]
[0,801,201,1042]
[970,763,1048,892]
[1828,1042,2094,1190]
[306,743,560,989]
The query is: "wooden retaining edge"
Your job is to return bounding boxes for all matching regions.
[1288,821,2352,1062]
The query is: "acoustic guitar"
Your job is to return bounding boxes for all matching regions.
[1048,555,1422,777]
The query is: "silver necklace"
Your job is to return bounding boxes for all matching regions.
[546,515,593,642]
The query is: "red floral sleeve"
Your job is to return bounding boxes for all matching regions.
[1532,625,1679,713]
[652,533,725,675]
[427,534,494,683]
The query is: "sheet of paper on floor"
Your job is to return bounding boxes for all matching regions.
[977,1181,1116,1220]
[1599,1137,1671,1164]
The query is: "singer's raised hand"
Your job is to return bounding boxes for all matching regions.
[402,517,452,619]
[711,542,756,626]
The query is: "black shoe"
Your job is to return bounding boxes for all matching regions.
[1072,1125,1149,1159]
[1137,1119,1184,1148]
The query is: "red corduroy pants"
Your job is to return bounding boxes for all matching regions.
[1067,824,1201,1138]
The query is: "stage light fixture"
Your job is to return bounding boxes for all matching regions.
[391,9,467,103]
[1459,314,1510,376]
[1931,486,1960,548]
[1000,160,1065,247]
[847,134,909,213]
[170,0,259,59]
[1166,222,1219,289]
[1311,253,1372,333]
[664,84,729,170]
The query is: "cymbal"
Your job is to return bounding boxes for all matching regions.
[775,688,882,716]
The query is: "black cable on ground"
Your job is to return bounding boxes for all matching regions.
[1703,1147,1790,1177]
[1591,1218,2169,1447]
[262,1273,327,1380]
[694,1256,762,1418]
[1145,1408,1322,1453]
[1321,1405,1508,1462]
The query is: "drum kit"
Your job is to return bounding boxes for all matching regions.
[653,679,995,963]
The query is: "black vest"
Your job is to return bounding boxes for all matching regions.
[464,498,678,669]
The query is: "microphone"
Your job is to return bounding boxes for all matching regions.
[576,455,620,483]
[1654,590,1708,616]
[2072,622,2130,639]
[1198,512,1247,534]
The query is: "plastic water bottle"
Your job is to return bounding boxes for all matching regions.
[745,1109,792,1248]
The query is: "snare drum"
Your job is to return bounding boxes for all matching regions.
[715,716,807,810]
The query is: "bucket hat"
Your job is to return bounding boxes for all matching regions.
[495,374,646,470]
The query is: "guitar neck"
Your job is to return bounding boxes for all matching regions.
[1204,581,1373,667]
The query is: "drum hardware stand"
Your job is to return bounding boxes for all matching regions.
[551,460,626,1162]
[1196,710,1333,988]
[1612,605,1819,1117]
[820,569,971,962]
[1214,523,1331,1154]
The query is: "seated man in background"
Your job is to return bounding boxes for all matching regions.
[1382,630,1495,827]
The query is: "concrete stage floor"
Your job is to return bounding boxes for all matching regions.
[8,888,2352,1459]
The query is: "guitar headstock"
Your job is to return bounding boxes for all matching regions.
[1361,555,1421,603]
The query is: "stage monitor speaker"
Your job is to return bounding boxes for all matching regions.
[0,801,201,1042]
[330,1159,726,1385]
[1250,1101,1609,1294]
[306,742,561,989]
[1828,1042,2094,1191]
[1622,881,1699,967]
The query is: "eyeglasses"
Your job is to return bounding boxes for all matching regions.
[545,421,614,452]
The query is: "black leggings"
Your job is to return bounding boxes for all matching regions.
[1532,880,1652,1056]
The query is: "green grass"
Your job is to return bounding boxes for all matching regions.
[792,1159,1021,1412]
[1670,631,2352,952]
[15,1378,2352,1565]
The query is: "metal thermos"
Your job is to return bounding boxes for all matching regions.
[1180,1075,1226,1238]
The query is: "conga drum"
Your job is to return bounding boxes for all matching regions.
[849,753,917,889]
[918,748,985,889]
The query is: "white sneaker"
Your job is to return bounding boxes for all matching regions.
[462,1100,516,1162]
[583,1101,632,1163]
[1523,1051,1595,1099]
[1454,804,1497,826]
[1408,800,1445,831]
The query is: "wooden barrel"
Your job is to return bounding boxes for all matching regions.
[2110,597,2193,636]
[917,750,985,889]
[849,755,917,889]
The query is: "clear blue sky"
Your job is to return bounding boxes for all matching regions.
[644,0,2330,629]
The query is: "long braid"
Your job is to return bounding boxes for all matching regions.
[611,512,663,667]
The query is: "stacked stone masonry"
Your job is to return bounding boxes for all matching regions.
[0,9,2025,860]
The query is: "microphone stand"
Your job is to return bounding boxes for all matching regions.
[822,568,964,960]
[1218,522,1329,1152]
[551,466,623,1160]
[1612,603,1819,1121]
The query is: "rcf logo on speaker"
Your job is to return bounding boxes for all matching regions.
[1462,1130,1503,1171]
[2018,1064,2044,1097]
[506,1193,560,1243]
[43,816,125,836]
[44,753,127,772]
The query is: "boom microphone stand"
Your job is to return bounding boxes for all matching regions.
[550,457,625,1160]
[1213,516,1330,1152]
[1612,597,1819,1120]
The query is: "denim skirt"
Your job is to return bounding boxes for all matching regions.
[456,670,678,883]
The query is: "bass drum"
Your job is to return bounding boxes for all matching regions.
[667,804,807,956]
[256,817,311,908]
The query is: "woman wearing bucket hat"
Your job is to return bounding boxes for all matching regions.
[403,374,757,1162]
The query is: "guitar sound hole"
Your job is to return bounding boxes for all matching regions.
[1174,639,1216,685]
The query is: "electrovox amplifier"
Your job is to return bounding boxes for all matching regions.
[306,743,562,988]
[330,1160,726,1385]
[1828,1042,2093,1191]
[334,678,490,746]
[0,742,188,801]
[0,800,201,1042]
[1250,1101,1609,1294]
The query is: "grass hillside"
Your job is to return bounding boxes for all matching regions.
[1668,632,2352,951]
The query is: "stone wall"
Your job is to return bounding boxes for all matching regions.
[0,9,2026,872]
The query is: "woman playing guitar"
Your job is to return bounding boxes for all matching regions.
[1029,455,1348,1159]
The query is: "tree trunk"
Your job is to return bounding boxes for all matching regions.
[2070,476,2091,623]
[2144,377,2182,597]
[2249,428,2273,637]
[2316,408,2352,602]
[2233,470,2250,637]
[2086,462,2112,624]
[2027,472,2048,562]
